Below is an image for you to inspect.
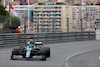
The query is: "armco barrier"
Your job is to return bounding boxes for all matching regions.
[0,34,19,46]
[0,31,95,46]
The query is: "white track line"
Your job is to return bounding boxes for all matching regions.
[65,49,98,67]
[0,50,11,54]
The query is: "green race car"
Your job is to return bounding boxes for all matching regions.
[11,41,50,61]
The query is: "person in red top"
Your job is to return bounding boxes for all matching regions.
[16,26,21,33]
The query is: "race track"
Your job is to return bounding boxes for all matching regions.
[67,49,100,67]
[0,40,100,67]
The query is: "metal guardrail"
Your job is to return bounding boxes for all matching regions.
[0,34,19,46]
[0,31,95,46]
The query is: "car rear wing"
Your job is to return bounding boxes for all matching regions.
[34,41,43,45]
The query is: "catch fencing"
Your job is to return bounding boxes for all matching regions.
[0,31,95,46]
[0,15,100,33]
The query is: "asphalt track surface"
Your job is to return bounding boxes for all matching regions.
[67,49,100,67]
[0,40,100,67]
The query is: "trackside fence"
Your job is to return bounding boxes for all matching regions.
[0,31,95,46]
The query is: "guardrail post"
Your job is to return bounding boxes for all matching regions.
[60,33,62,42]
[37,33,39,41]
[82,32,84,40]
[75,32,77,41]
[88,31,90,39]
[67,32,69,39]
[17,33,20,45]
[0,35,5,46]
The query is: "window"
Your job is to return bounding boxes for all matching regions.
[42,7,46,9]
[54,11,57,13]
[44,25,46,26]
[50,7,53,9]
[47,7,49,9]
[35,18,37,20]
[59,7,61,9]
[59,11,61,12]
[40,24,43,26]
[35,7,40,9]
[40,18,42,19]
[55,7,58,9]
[35,7,37,9]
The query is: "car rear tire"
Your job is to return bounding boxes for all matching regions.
[40,49,47,61]
[18,46,26,58]
[43,47,50,57]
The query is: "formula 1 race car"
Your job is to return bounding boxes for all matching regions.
[11,41,50,61]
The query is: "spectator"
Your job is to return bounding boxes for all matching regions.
[16,26,21,33]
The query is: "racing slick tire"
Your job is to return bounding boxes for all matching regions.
[18,46,26,58]
[11,48,19,60]
[40,49,47,61]
[43,47,50,57]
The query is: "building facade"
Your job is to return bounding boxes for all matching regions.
[72,5,100,31]
[34,5,72,32]
[34,4,100,32]
[4,2,100,32]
